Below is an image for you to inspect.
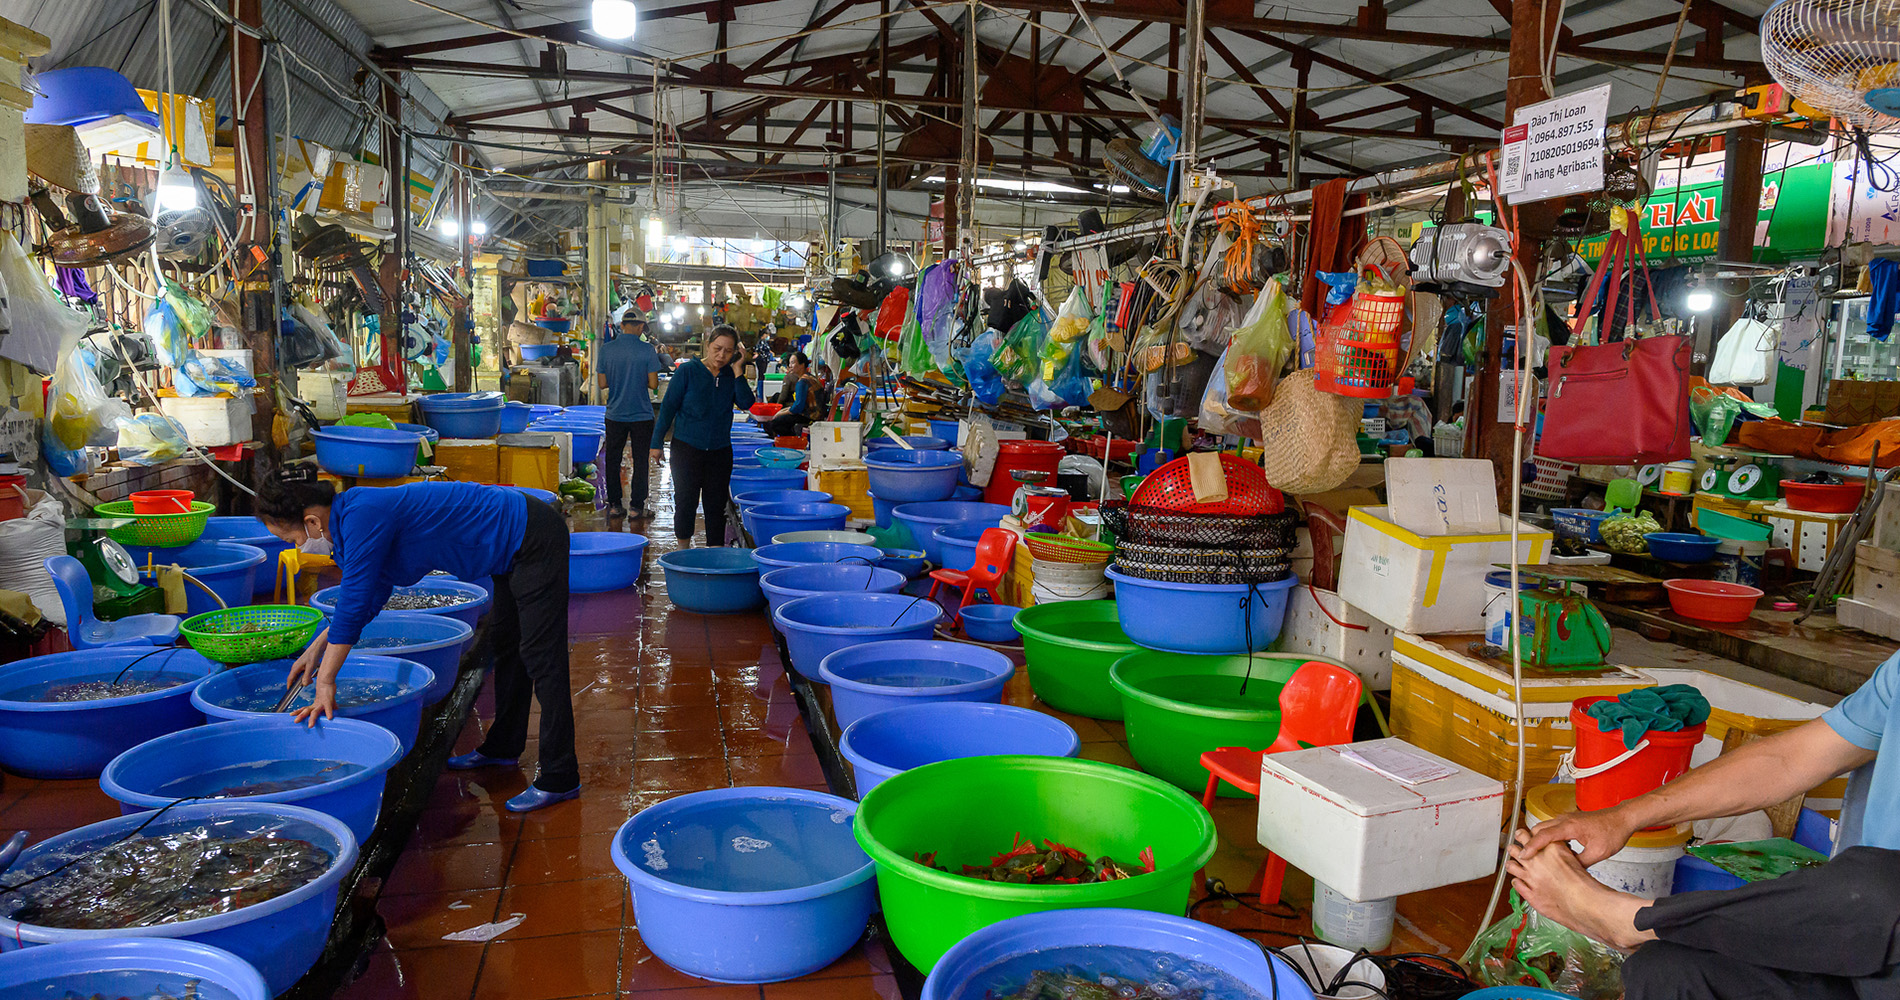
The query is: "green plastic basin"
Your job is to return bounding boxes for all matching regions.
[1012,600,1139,720]
[852,755,1215,972]
[1109,650,1316,796]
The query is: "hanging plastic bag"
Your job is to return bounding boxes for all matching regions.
[1199,345,1264,438]
[963,329,1005,405]
[1225,280,1293,410]
[0,234,89,375]
[917,262,958,364]
[1709,316,1778,386]
[993,310,1045,384]
[47,346,129,451]
[175,356,259,398]
[1048,287,1093,343]
[1463,894,1624,999]
[292,297,351,372]
[114,413,191,466]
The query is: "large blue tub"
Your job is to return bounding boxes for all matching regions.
[124,541,267,617]
[864,449,962,502]
[1105,568,1298,654]
[748,502,850,542]
[311,426,422,478]
[191,655,434,753]
[351,612,474,705]
[759,563,906,617]
[418,392,505,439]
[865,435,950,452]
[730,467,807,493]
[773,593,944,676]
[531,418,604,463]
[931,522,994,574]
[0,647,220,779]
[839,702,1079,798]
[571,532,649,593]
[737,490,833,540]
[610,787,876,983]
[0,938,269,1000]
[101,716,403,844]
[0,802,359,996]
[659,547,765,614]
[752,542,884,575]
[818,639,1014,730]
[920,909,1316,1000]
[891,502,1010,566]
[311,578,491,630]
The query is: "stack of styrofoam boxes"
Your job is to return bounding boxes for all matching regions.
[807,420,872,522]
[0,20,47,204]
[158,394,255,448]
[1840,483,1900,639]
[1275,584,1396,691]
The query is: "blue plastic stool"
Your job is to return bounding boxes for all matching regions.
[43,555,180,648]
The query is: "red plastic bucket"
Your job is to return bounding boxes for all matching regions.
[0,475,24,522]
[1569,695,1705,812]
[130,490,196,514]
[983,440,1066,506]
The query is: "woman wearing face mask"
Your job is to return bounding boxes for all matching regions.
[650,325,753,546]
[254,466,581,813]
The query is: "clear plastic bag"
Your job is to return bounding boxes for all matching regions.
[1599,509,1662,554]
[47,346,128,451]
[0,234,89,375]
[1048,287,1093,344]
[1199,345,1264,438]
[993,311,1045,384]
[1462,894,1624,999]
[1225,281,1293,411]
[963,329,1005,405]
[114,413,191,466]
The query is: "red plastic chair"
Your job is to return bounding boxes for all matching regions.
[1199,660,1363,902]
[925,527,1017,627]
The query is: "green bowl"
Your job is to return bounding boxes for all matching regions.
[853,755,1215,972]
[1012,600,1139,720]
[1109,650,1317,795]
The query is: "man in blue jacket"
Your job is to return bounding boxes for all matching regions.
[596,306,667,519]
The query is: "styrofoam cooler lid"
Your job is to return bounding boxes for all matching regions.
[1260,738,1503,818]
[1525,783,1691,848]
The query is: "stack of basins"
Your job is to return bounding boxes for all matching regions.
[529,407,604,465]
[865,448,963,531]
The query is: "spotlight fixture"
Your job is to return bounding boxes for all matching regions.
[591,0,638,39]
[154,163,197,212]
[471,220,488,237]
[438,218,460,238]
[1687,286,1716,312]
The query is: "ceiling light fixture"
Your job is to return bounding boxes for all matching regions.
[155,164,197,212]
[591,0,638,39]
[438,218,460,238]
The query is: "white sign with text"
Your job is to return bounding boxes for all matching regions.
[1504,84,1611,205]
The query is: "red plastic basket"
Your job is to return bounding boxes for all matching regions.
[1315,266,1406,399]
[1130,454,1284,516]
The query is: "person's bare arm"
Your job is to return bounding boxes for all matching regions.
[1523,718,1875,865]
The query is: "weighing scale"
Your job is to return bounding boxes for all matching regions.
[1698,455,1782,502]
[65,517,165,618]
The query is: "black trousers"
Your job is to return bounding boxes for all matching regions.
[601,418,654,508]
[761,411,812,438]
[1624,846,1900,999]
[475,498,578,793]
[670,440,733,544]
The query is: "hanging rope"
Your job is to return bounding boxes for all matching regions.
[1216,201,1265,296]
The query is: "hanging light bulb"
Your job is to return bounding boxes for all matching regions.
[645,215,664,244]
[471,220,489,237]
[155,161,197,212]
[671,235,689,255]
[438,218,460,238]
[591,0,638,39]
[1687,287,1716,312]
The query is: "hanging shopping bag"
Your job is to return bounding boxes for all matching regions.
[1708,315,1777,386]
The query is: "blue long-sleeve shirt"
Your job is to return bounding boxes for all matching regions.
[326,481,527,645]
[651,358,755,450]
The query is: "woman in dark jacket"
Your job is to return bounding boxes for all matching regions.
[650,325,753,546]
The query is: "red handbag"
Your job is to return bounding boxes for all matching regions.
[1537,222,1692,464]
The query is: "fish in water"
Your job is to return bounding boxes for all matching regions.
[36,678,182,703]
[383,589,470,611]
[5,829,331,930]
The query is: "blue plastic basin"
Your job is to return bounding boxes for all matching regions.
[0,933,269,1000]
[191,655,435,753]
[919,909,1316,1000]
[864,450,962,502]
[732,439,773,463]
[736,489,833,509]
[311,579,491,630]
[760,563,907,617]
[839,702,1079,798]
[610,787,876,983]
[499,401,535,433]
[865,435,950,452]
[101,716,403,844]
[311,426,422,478]
[870,491,899,529]
[0,647,219,779]
[877,548,927,579]
[1105,569,1298,654]
[892,502,1010,566]
[1644,532,1722,563]
[730,467,807,492]
[773,593,944,676]
[572,532,649,593]
[931,522,993,573]
[512,485,560,505]
[749,502,850,542]
[199,519,291,599]
[928,419,960,443]
[659,547,765,614]
[952,485,983,501]
[350,612,474,705]
[959,603,1021,643]
[0,802,358,995]
[752,542,884,575]
[391,421,440,445]
[528,404,563,421]
[567,405,606,419]
[530,419,604,463]
[818,639,1014,729]
[418,393,506,439]
[124,541,267,617]
[519,343,560,361]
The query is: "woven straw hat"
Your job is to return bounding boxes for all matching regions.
[24,124,98,193]
[1256,368,1363,495]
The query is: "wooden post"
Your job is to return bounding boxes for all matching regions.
[230,0,276,449]
[379,72,406,390]
[1712,125,1768,369]
[454,139,473,392]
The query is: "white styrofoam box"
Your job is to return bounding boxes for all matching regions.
[1640,666,1828,769]
[1840,596,1900,641]
[1289,526,1315,584]
[1256,738,1506,900]
[809,421,864,465]
[1392,632,1655,715]
[1384,458,1502,535]
[1875,484,1900,551]
[1855,540,1900,615]
[298,371,350,420]
[1277,585,1396,690]
[1337,506,1552,634]
[157,393,253,447]
[1762,502,1848,574]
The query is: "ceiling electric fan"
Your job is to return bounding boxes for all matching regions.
[28,188,154,266]
[1761,0,1900,126]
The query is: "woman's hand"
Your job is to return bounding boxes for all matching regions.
[650,447,664,463]
[293,680,337,727]
[287,627,330,688]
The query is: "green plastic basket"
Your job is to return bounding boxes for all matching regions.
[93,500,215,547]
[180,605,325,663]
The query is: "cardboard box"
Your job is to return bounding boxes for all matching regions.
[1337,506,1551,634]
[1825,379,1900,426]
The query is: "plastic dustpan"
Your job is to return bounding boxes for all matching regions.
[1696,508,1773,542]
[1605,478,1642,510]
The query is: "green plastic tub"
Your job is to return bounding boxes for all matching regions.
[1012,600,1140,720]
[852,755,1215,972]
[1109,650,1316,796]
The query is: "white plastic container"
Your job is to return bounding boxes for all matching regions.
[1256,737,1505,900]
[1277,585,1395,690]
[1337,506,1552,634]
[198,348,254,376]
[1278,940,1389,999]
[1527,783,1688,900]
[157,392,254,447]
[298,370,350,420]
[1311,880,1396,953]
[1481,570,1537,650]
[809,420,864,465]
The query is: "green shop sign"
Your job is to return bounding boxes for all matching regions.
[1577,162,1833,265]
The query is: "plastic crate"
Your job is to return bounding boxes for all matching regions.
[809,463,873,521]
